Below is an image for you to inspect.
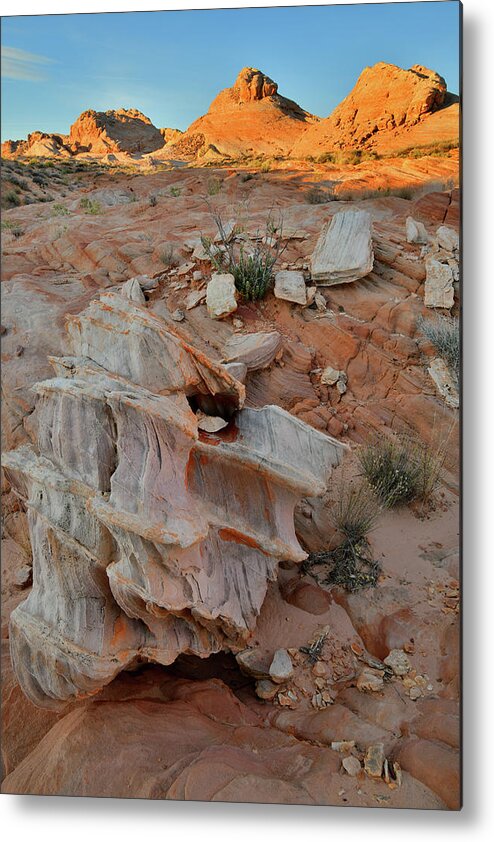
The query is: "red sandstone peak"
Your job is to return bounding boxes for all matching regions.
[68,107,165,155]
[292,61,456,157]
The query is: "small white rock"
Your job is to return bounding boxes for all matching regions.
[206,273,238,319]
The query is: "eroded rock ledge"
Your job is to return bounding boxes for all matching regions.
[2,291,344,708]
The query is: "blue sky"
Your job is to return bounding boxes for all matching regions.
[1,2,461,142]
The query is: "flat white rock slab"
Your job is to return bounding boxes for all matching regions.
[310,210,374,285]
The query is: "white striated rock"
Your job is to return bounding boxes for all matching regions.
[406,216,429,245]
[424,258,454,309]
[428,357,459,408]
[436,225,459,253]
[206,273,238,319]
[2,291,346,708]
[120,277,146,304]
[223,331,282,371]
[274,270,307,305]
[310,210,374,285]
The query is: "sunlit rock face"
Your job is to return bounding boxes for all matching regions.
[2,292,344,709]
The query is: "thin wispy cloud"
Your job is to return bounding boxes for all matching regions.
[1,46,54,82]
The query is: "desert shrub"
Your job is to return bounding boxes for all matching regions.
[259,159,271,173]
[418,314,460,386]
[1,220,24,237]
[149,194,157,207]
[201,208,287,301]
[159,244,177,267]
[240,172,255,182]
[331,480,382,544]
[206,176,222,196]
[79,197,101,215]
[305,186,334,204]
[317,152,336,164]
[51,203,70,217]
[230,246,277,301]
[358,434,445,508]
[302,480,383,591]
[4,191,21,207]
[169,186,182,198]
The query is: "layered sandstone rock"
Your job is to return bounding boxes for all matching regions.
[69,108,165,155]
[292,62,456,157]
[1,132,71,159]
[2,292,344,708]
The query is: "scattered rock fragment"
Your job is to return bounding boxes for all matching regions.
[406,216,429,245]
[424,258,454,309]
[383,649,411,676]
[223,331,282,371]
[314,292,327,312]
[320,366,340,386]
[222,361,248,382]
[196,413,229,433]
[342,756,362,777]
[364,743,385,778]
[310,210,374,285]
[170,309,185,322]
[331,741,356,753]
[274,270,307,305]
[236,649,271,680]
[206,273,237,319]
[186,288,207,310]
[357,668,385,693]
[255,679,279,700]
[428,357,459,408]
[269,648,294,684]
[436,225,459,253]
[121,278,146,304]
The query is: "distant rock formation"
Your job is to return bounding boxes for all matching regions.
[1,62,458,162]
[68,108,165,154]
[159,127,184,145]
[168,67,318,159]
[1,132,71,159]
[292,62,457,157]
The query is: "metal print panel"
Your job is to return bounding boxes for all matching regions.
[1,1,461,809]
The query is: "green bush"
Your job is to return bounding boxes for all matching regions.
[206,176,222,196]
[51,203,70,217]
[169,186,182,198]
[4,191,21,207]
[201,209,286,301]
[358,434,445,508]
[305,186,334,204]
[79,197,101,215]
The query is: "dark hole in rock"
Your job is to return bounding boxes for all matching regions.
[187,392,239,421]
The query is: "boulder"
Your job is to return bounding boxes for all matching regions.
[406,216,429,245]
[310,211,374,285]
[424,258,454,308]
[274,271,307,304]
[269,649,294,684]
[223,331,282,371]
[120,278,146,304]
[436,225,459,253]
[206,273,238,319]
